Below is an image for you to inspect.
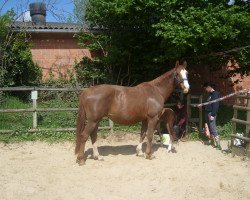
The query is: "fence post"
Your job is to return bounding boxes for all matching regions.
[31,90,38,129]
[231,96,238,147]
[246,92,250,134]
[109,119,114,134]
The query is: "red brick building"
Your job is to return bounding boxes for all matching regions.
[11,21,92,80]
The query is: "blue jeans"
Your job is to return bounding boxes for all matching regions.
[205,112,218,137]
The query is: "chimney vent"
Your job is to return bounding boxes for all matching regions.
[29,2,46,25]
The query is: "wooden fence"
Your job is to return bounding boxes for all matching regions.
[0,87,114,133]
[187,94,203,132]
[231,92,250,157]
[0,87,203,134]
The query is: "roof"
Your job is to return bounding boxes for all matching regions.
[10,21,93,33]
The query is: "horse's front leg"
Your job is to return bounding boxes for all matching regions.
[145,117,158,159]
[136,120,147,156]
[166,122,177,153]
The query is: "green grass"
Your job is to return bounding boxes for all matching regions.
[0,95,248,143]
[0,95,33,130]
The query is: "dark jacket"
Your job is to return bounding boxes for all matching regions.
[204,90,220,116]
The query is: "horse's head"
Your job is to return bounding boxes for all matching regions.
[174,61,190,93]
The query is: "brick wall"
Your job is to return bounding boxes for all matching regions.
[189,63,250,105]
[31,36,91,80]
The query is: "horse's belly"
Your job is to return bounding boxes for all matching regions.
[108,113,145,125]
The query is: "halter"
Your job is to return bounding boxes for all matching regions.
[173,69,188,85]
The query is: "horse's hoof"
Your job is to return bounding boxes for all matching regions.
[145,153,155,160]
[136,153,144,157]
[76,159,85,166]
[167,147,173,153]
[136,148,143,157]
[94,156,104,161]
[171,148,177,153]
[93,155,99,160]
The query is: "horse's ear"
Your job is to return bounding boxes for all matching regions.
[175,61,179,68]
[183,61,187,69]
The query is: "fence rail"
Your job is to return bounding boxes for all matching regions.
[0,87,84,91]
[0,87,113,133]
[0,108,78,113]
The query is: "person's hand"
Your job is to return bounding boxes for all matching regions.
[210,116,215,121]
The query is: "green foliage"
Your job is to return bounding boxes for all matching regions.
[0,11,14,39]
[74,57,109,86]
[74,0,250,85]
[0,12,42,87]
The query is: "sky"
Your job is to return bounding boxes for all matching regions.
[0,0,75,22]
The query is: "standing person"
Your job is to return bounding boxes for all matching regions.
[173,99,187,141]
[202,82,221,150]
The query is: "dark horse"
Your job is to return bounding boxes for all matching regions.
[154,108,177,152]
[75,61,189,165]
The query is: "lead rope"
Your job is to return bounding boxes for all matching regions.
[191,88,250,107]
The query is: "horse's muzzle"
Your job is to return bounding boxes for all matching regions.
[183,88,189,94]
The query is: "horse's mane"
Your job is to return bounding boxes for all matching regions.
[148,68,174,86]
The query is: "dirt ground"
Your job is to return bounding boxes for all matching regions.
[0,133,249,200]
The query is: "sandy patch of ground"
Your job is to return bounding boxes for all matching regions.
[0,134,249,200]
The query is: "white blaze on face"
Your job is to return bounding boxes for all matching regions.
[180,69,190,92]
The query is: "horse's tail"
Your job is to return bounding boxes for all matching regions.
[75,98,86,155]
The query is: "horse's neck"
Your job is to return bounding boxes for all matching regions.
[149,69,175,100]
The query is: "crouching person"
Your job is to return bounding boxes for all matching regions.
[173,99,187,142]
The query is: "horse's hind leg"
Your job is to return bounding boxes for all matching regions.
[90,123,103,161]
[166,121,177,153]
[155,122,163,146]
[136,120,147,156]
[76,120,98,165]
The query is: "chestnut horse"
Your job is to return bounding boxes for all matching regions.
[75,61,189,165]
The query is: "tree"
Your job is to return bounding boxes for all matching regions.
[74,0,250,85]
[0,11,41,87]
